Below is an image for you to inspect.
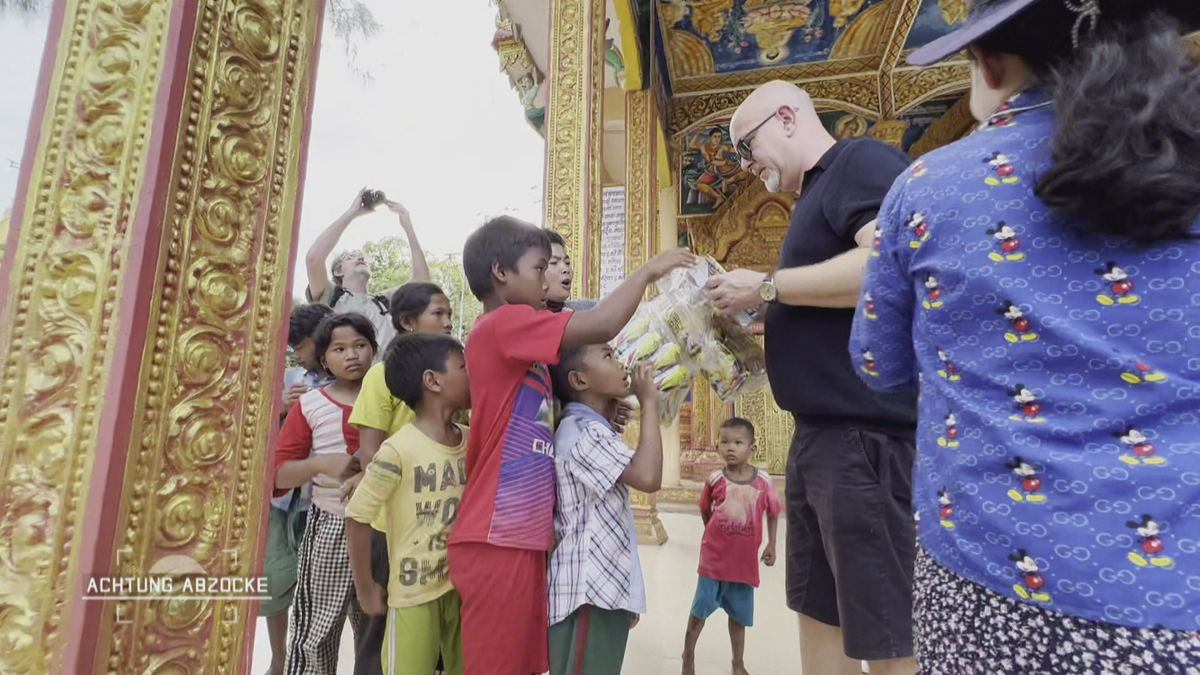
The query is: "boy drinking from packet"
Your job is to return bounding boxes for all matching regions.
[682,418,781,675]
[547,349,665,675]
[344,332,471,675]
[450,215,694,675]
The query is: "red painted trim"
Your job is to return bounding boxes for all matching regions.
[59,1,200,672]
[572,604,592,675]
[0,0,66,312]
[242,0,328,670]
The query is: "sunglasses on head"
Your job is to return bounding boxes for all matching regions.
[735,106,799,162]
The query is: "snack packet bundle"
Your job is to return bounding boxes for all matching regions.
[612,301,694,424]
[653,256,768,402]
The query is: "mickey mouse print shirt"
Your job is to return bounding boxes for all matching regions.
[850,87,1200,631]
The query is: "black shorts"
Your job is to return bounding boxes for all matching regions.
[785,422,917,661]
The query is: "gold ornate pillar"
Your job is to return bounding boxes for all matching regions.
[0,0,323,672]
[545,0,607,297]
[624,88,667,545]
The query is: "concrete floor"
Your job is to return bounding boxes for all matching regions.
[249,512,803,675]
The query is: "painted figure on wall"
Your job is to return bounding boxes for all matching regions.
[682,126,752,214]
[740,1,814,65]
[517,73,548,131]
[659,0,894,76]
[604,18,628,88]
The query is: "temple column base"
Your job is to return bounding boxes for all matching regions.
[631,489,668,545]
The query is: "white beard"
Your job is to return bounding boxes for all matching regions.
[761,167,782,193]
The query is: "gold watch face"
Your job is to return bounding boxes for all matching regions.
[759,280,777,302]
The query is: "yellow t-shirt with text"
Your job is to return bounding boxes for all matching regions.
[344,423,468,608]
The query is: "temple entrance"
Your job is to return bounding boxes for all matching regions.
[0,0,977,672]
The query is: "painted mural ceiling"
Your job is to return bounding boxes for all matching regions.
[658,0,970,106]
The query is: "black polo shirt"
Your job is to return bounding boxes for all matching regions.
[764,139,917,428]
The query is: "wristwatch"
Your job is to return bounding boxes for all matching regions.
[758,273,778,303]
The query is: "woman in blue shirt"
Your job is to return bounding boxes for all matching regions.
[850,0,1200,671]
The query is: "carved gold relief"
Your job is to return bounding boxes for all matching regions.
[86,0,320,672]
[669,54,879,97]
[669,74,880,136]
[893,62,970,113]
[0,0,174,671]
[687,180,793,270]
[625,90,657,272]
[876,0,923,118]
[546,0,607,297]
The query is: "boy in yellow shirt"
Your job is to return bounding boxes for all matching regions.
[343,281,453,674]
[345,332,471,674]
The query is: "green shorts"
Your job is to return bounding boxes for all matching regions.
[548,605,633,675]
[258,506,307,618]
[383,590,464,675]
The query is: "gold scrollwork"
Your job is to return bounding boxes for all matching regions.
[625,89,656,272]
[0,0,174,671]
[893,62,970,113]
[92,0,320,672]
[545,0,607,297]
[669,74,880,136]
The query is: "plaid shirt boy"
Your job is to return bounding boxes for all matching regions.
[548,402,646,625]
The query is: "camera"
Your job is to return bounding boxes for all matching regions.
[361,189,386,210]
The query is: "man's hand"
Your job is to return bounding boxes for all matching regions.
[345,187,372,218]
[341,472,364,503]
[630,613,640,629]
[386,200,414,231]
[761,544,777,567]
[642,249,699,283]
[357,581,388,616]
[282,383,308,410]
[608,399,634,434]
[706,268,767,314]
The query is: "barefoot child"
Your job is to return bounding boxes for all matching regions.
[547,349,664,675]
[682,418,781,675]
[345,332,471,675]
[274,312,377,675]
[342,282,456,675]
[450,216,695,675]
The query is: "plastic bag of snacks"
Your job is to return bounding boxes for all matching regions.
[612,300,694,424]
[651,256,768,402]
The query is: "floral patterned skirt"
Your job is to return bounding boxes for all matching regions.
[914,549,1200,675]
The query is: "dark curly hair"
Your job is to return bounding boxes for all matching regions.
[288,303,333,347]
[976,3,1200,241]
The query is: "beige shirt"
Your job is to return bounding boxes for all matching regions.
[307,285,396,361]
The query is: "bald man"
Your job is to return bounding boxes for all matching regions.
[706,81,918,675]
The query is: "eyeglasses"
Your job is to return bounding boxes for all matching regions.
[735,107,799,162]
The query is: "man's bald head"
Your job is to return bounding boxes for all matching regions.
[731,81,814,135]
[730,80,835,194]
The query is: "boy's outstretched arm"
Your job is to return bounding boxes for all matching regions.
[561,249,697,349]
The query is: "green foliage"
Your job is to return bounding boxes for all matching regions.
[362,236,481,342]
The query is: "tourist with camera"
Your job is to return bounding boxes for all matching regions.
[304,188,431,357]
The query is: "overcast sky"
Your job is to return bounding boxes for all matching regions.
[0,2,546,297]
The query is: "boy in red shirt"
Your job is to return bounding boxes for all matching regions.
[449,216,693,675]
[682,418,781,675]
